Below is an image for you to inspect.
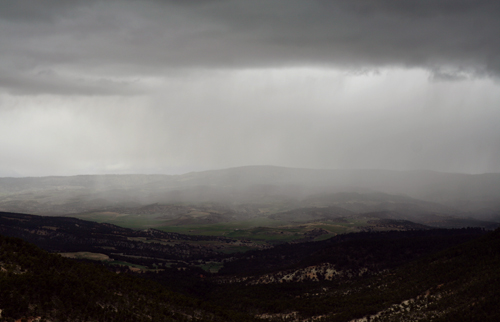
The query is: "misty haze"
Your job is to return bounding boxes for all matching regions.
[1,1,499,321]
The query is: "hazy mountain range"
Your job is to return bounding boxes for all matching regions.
[1,165,500,321]
[0,166,499,224]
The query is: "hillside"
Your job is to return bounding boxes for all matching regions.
[0,235,255,322]
[2,227,499,321]
[0,211,251,270]
[207,228,500,321]
[217,228,487,277]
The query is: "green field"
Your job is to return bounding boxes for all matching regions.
[72,212,371,244]
[157,217,285,234]
[72,212,168,229]
[157,218,370,243]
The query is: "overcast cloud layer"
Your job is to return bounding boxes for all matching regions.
[0,0,499,176]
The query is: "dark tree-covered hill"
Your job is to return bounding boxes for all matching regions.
[0,235,255,322]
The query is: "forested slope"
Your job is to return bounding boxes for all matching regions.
[209,228,500,321]
[1,227,499,321]
[0,235,254,322]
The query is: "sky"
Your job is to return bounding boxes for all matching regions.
[0,0,499,177]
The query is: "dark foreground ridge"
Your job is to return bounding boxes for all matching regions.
[1,212,499,321]
[0,234,255,322]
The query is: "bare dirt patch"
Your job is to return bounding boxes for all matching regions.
[58,252,111,261]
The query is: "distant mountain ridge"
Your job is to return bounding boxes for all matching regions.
[0,166,499,221]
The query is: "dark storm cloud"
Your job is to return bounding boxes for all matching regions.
[0,68,141,96]
[0,0,94,22]
[1,0,499,176]
[0,0,499,94]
